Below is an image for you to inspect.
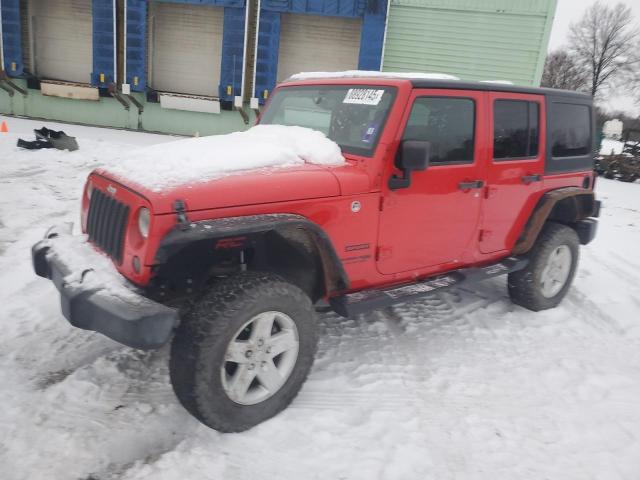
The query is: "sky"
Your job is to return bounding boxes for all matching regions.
[548,0,640,116]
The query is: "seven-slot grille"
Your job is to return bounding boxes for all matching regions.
[86,188,130,264]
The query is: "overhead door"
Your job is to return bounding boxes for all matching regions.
[148,2,224,97]
[277,14,361,82]
[29,0,93,83]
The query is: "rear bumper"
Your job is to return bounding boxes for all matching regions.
[32,226,178,349]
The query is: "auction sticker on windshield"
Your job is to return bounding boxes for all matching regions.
[343,89,385,105]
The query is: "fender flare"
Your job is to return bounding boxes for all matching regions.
[513,187,597,255]
[153,213,350,295]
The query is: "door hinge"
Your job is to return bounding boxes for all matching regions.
[376,246,393,261]
[479,229,492,242]
[484,186,498,199]
[379,196,398,211]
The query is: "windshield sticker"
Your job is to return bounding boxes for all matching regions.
[343,89,385,106]
[361,122,379,143]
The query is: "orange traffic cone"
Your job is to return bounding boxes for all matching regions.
[0,121,7,133]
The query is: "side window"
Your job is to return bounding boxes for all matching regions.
[403,97,475,164]
[493,100,539,160]
[551,103,591,158]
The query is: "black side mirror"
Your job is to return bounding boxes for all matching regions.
[389,140,431,190]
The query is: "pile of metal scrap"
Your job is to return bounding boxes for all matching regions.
[596,129,640,183]
[17,127,79,151]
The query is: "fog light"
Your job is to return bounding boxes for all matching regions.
[132,256,141,273]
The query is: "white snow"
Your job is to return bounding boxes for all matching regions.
[480,80,515,85]
[600,138,625,155]
[2,115,640,480]
[38,226,145,302]
[288,70,460,81]
[104,125,344,192]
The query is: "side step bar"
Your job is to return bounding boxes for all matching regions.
[329,257,528,318]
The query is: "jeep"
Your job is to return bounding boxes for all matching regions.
[32,73,600,432]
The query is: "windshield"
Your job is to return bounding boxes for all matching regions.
[260,86,397,156]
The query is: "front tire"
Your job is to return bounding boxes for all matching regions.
[169,272,317,432]
[508,222,580,311]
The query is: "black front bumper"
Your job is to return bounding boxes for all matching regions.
[32,229,179,350]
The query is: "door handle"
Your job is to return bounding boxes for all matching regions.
[521,174,542,184]
[458,180,484,190]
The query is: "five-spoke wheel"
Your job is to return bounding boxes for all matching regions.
[222,311,300,405]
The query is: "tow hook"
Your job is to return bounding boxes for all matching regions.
[173,200,189,230]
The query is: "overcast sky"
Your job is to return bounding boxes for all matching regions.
[548,0,640,116]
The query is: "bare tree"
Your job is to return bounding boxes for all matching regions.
[569,1,640,99]
[541,50,588,91]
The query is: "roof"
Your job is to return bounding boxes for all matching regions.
[284,71,591,100]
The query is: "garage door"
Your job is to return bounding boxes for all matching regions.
[29,0,93,83]
[277,14,361,82]
[148,2,224,97]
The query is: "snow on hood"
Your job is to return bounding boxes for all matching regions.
[103,125,345,192]
[287,70,460,81]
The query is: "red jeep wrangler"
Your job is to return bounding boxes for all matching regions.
[32,74,600,432]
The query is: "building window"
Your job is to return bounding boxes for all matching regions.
[403,97,475,164]
[551,103,591,158]
[493,100,539,160]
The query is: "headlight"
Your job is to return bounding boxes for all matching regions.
[138,208,150,239]
[86,181,93,200]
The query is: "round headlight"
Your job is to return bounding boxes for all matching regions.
[138,208,150,239]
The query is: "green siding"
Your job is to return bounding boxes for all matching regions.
[383,0,557,86]
[0,80,253,136]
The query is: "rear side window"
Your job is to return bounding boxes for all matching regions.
[551,103,591,157]
[403,97,475,164]
[493,100,539,159]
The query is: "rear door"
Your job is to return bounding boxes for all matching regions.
[376,90,488,275]
[480,92,545,253]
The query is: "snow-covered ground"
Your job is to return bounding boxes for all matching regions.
[1,116,640,480]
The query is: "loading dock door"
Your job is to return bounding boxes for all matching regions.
[277,14,362,82]
[30,0,93,83]
[148,2,224,97]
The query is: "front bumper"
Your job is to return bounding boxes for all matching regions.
[32,225,178,349]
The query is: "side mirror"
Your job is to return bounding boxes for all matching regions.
[389,140,431,190]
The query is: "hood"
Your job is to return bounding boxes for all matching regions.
[95,163,343,214]
[93,125,376,213]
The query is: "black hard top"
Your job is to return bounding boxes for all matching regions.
[285,73,592,101]
[409,78,591,100]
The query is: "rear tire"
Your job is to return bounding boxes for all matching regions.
[508,222,579,311]
[169,271,317,432]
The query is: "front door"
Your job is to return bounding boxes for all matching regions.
[480,92,545,253]
[377,90,488,275]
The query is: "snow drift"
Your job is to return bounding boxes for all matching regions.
[103,125,345,192]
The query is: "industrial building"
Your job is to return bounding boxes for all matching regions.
[0,0,557,135]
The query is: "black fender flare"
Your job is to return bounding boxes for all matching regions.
[153,214,350,296]
[513,187,598,255]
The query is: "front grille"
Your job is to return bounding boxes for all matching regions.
[86,188,130,264]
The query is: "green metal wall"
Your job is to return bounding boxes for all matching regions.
[0,80,253,136]
[382,0,556,86]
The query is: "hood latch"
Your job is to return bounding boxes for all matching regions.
[173,199,189,231]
